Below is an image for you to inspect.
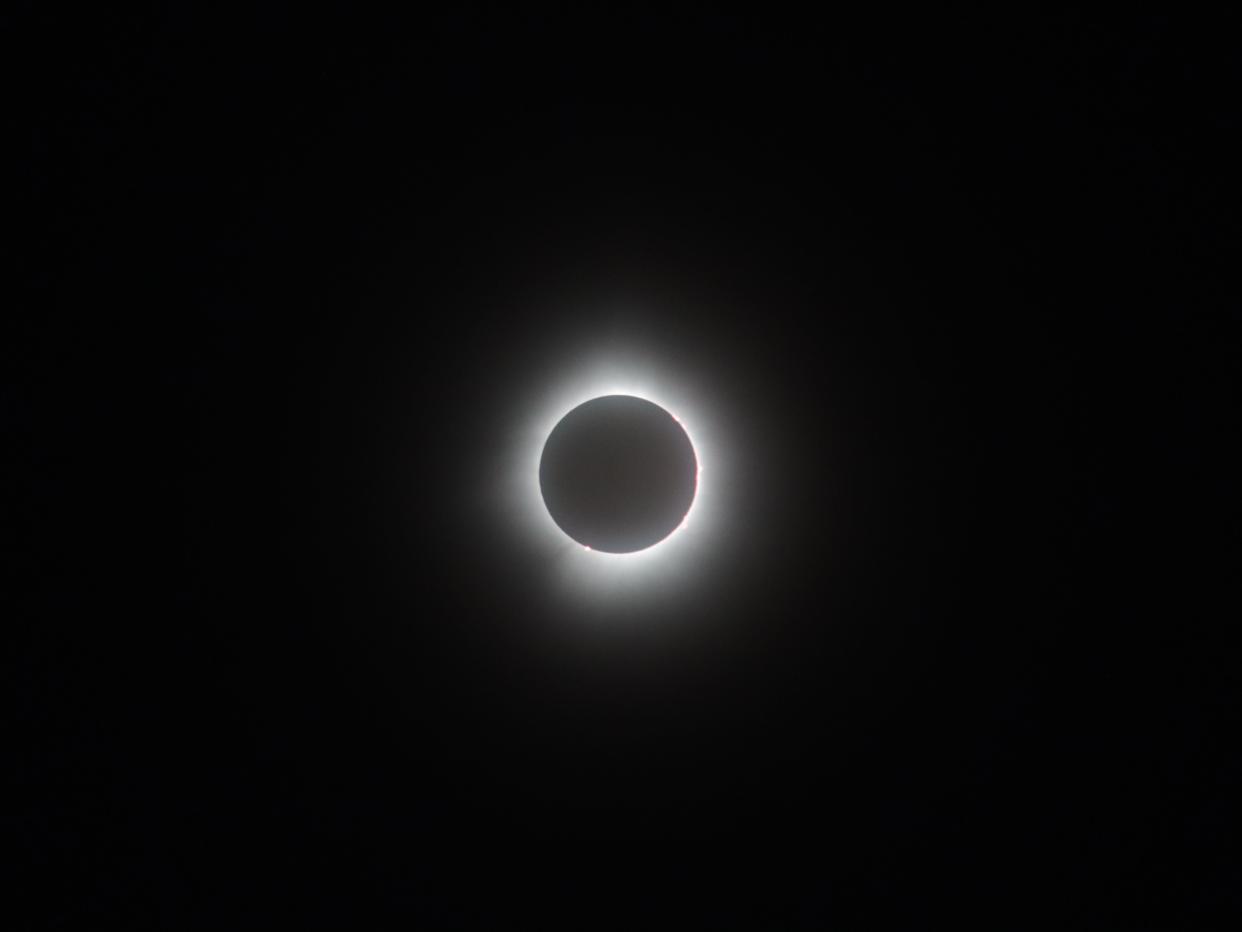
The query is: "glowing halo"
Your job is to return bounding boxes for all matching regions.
[498,341,731,602]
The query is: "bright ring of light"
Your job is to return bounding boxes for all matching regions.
[501,344,727,600]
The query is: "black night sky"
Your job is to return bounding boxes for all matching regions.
[13,7,1239,928]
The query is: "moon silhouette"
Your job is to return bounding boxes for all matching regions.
[539,395,698,554]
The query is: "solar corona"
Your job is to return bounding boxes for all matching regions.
[502,346,725,598]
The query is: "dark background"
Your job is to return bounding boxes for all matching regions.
[12,6,1239,927]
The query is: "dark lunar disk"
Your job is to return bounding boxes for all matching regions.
[539,395,698,553]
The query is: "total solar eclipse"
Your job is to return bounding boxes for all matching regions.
[538,395,698,554]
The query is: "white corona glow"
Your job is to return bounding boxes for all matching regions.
[499,340,730,602]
